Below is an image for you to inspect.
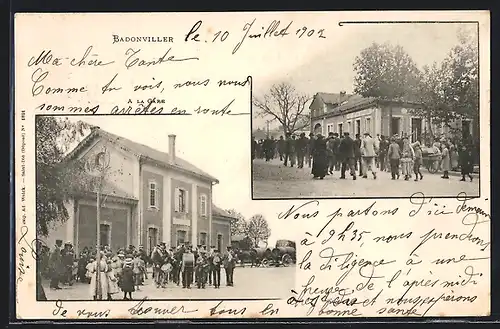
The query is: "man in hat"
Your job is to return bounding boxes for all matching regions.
[151,243,165,288]
[306,133,315,168]
[223,246,236,287]
[61,242,75,285]
[296,133,308,168]
[277,136,286,161]
[361,132,378,179]
[181,246,195,288]
[212,249,222,288]
[49,239,63,289]
[339,132,357,180]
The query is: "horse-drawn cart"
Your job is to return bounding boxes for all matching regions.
[270,246,296,267]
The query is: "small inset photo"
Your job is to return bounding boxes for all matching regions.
[251,23,480,199]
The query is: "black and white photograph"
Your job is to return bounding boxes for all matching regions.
[35,115,295,301]
[251,23,480,199]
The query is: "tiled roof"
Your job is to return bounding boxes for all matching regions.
[314,94,378,118]
[212,205,235,220]
[67,128,219,183]
[316,92,354,105]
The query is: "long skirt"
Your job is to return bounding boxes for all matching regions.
[107,271,120,294]
[311,153,328,178]
[89,272,109,298]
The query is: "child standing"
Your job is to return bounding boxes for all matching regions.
[120,257,135,300]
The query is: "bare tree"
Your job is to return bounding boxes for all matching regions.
[253,82,311,135]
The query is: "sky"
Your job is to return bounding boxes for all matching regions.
[252,23,477,130]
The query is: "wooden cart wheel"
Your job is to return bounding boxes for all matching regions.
[428,160,438,174]
[282,254,292,266]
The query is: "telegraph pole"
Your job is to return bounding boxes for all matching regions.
[95,185,101,300]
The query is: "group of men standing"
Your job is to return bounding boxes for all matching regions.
[150,243,237,289]
[252,131,383,180]
[310,132,380,180]
[252,133,314,169]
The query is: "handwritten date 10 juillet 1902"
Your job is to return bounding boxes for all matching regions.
[184,19,326,55]
[281,192,490,317]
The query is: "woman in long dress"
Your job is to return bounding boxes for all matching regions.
[89,252,109,300]
[400,137,414,181]
[311,134,328,179]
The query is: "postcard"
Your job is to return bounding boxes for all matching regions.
[13,11,490,320]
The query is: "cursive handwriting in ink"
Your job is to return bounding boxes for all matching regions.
[208,301,246,316]
[259,303,279,316]
[133,77,164,93]
[456,192,490,219]
[70,45,114,67]
[232,19,292,55]
[17,226,46,283]
[432,254,489,265]
[184,20,202,42]
[174,78,210,89]
[53,300,68,317]
[440,265,482,288]
[76,309,111,318]
[193,99,235,116]
[373,232,413,244]
[277,200,319,220]
[28,49,63,67]
[124,48,199,69]
[101,73,122,94]
[409,192,454,217]
[36,103,100,114]
[128,298,198,316]
[409,213,490,256]
[31,68,87,97]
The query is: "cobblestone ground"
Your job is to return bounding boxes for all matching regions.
[252,158,480,198]
[43,265,295,300]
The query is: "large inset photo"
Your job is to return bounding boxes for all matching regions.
[35,115,295,301]
[251,23,481,199]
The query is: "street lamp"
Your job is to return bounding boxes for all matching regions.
[85,148,110,300]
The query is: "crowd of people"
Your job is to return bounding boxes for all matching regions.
[39,239,238,300]
[252,132,476,182]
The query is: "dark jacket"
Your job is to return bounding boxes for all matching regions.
[296,137,308,154]
[339,136,355,160]
[354,138,362,158]
[285,139,296,154]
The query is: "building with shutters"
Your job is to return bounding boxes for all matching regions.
[41,127,233,255]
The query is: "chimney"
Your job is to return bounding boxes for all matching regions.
[339,91,347,103]
[168,134,176,163]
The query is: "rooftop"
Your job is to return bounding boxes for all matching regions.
[66,127,219,183]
